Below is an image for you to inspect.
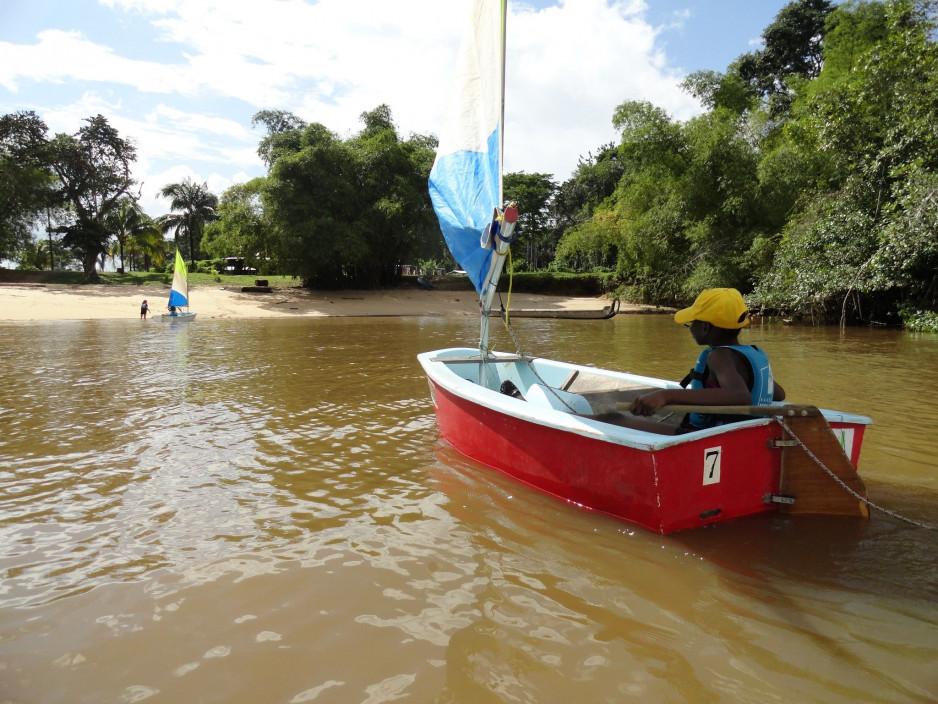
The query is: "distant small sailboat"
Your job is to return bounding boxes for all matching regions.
[161,249,197,321]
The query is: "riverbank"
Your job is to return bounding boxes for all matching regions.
[0,282,664,321]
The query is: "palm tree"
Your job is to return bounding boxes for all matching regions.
[18,239,49,270]
[157,178,219,268]
[106,198,159,272]
[128,223,167,272]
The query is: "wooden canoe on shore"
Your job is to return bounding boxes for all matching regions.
[487,299,620,320]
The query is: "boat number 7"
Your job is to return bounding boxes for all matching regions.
[702,446,722,486]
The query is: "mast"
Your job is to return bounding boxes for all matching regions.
[499,0,506,206]
[427,0,517,361]
[478,0,517,354]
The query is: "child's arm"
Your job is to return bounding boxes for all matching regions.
[628,348,752,416]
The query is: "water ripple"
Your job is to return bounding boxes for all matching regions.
[0,318,935,704]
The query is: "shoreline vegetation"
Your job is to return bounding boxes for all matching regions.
[4,3,937,331]
[0,270,664,322]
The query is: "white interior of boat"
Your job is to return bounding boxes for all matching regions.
[418,347,871,451]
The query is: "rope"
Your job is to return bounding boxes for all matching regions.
[495,275,583,414]
[485,292,931,528]
[504,248,513,327]
[484,271,931,529]
[777,419,936,531]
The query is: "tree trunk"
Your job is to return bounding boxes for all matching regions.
[187,213,195,269]
[82,253,98,277]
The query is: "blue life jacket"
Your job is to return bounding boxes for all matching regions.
[685,345,775,429]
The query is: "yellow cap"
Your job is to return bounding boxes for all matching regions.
[674,288,750,329]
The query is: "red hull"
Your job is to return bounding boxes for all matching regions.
[429,380,866,534]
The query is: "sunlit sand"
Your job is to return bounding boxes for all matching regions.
[0,283,648,321]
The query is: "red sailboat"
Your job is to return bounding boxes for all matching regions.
[418,0,870,533]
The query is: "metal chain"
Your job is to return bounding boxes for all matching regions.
[494,307,931,530]
[492,295,931,530]
[777,419,936,531]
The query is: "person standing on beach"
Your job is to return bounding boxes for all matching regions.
[140,299,149,319]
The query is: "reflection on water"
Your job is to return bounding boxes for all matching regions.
[0,316,935,703]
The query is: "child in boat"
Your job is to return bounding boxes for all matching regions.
[600,288,785,434]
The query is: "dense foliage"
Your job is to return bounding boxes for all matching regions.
[157,178,219,268]
[0,112,138,276]
[201,178,270,272]
[0,112,57,262]
[253,105,442,288]
[105,198,164,273]
[549,0,938,327]
[751,0,938,324]
[503,172,558,271]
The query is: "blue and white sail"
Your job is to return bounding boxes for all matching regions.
[429,0,507,296]
[167,249,189,308]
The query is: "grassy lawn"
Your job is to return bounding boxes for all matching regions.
[1,269,616,296]
[0,269,301,288]
[106,271,300,288]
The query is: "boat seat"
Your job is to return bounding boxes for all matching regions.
[525,384,593,415]
[560,371,683,429]
[564,372,662,415]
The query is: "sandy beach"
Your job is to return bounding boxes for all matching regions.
[0,282,656,321]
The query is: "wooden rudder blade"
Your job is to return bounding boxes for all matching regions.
[778,415,869,517]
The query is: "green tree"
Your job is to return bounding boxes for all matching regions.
[157,178,219,267]
[820,0,889,77]
[252,109,307,169]
[553,209,621,272]
[46,115,137,277]
[264,122,361,286]
[738,0,835,115]
[201,178,271,272]
[351,105,438,285]
[753,0,938,323]
[17,238,52,270]
[262,105,437,287]
[503,172,557,270]
[551,144,623,233]
[126,218,167,272]
[871,172,938,313]
[0,111,59,261]
[681,68,758,116]
[105,197,159,272]
[558,99,764,301]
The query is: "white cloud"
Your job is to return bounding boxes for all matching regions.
[23,91,259,216]
[145,105,249,141]
[0,29,190,94]
[98,0,700,177]
[504,0,698,175]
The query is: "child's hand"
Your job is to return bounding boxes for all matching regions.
[629,391,669,416]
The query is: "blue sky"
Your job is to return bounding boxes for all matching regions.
[0,0,797,218]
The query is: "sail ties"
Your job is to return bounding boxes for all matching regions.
[480,202,518,251]
[477,202,519,357]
